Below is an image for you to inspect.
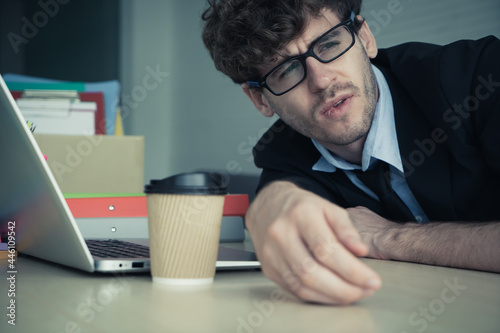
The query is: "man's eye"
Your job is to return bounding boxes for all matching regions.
[318,40,340,54]
[277,61,300,80]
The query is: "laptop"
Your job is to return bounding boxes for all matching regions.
[0,74,260,273]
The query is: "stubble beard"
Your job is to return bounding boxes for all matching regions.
[312,61,378,146]
[270,59,378,147]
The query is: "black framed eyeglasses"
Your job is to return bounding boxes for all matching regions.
[247,11,356,96]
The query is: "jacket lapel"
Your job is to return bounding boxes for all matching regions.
[383,69,458,221]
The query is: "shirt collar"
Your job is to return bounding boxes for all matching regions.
[312,65,404,173]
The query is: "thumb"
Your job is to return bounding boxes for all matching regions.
[324,203,369,257]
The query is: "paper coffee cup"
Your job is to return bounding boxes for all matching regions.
[145,172,226,285]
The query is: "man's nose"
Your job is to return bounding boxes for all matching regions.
[305,57,336,93]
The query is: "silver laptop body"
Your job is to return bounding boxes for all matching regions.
[0,75,259,273]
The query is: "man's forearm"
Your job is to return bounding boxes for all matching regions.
[376,221,500,272]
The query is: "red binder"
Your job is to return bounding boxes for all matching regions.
[78,92,106,134]
[65,194,249,218]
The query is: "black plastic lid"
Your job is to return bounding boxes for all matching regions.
[144,172,227,195]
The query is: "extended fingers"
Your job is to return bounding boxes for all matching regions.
[309,232,381,291]
[302,203,381,286]
[272,233,373,305]
[247,184,382,305]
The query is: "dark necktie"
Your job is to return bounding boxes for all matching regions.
[354,162,416,222]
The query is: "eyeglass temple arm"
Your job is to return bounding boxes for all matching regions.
[246,81,261,88]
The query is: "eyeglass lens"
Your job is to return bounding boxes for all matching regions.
[266,24,353,95]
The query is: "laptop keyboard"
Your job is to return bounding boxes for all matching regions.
[86,239,150,258]
[86,240,259,262]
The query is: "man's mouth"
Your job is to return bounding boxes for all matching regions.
[334,98,347,107]
[320,93,354,119]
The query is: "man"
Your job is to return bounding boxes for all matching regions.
[201,0,500,305]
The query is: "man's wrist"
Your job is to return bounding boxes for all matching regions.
[245,180,298,232]
[373,222,411,260]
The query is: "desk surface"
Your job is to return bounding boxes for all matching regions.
[1,254,499,333]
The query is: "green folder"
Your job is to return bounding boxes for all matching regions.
[6,81,86,92]
[63,193,145,199]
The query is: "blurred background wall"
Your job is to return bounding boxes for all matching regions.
[1,0,499,185]
[119,0,500,182]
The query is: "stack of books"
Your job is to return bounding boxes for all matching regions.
[13,89,99,136]
[4,74,122,136]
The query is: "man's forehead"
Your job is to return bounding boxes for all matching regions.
[260,9,343,71]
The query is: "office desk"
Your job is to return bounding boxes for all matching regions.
[1,255,499,333]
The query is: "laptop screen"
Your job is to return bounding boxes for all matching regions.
[0,75,95,271]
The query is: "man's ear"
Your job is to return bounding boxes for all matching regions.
[356,17,378,59]
[242,83,275,117]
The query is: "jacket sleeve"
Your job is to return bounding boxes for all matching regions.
[469,36,500,175]
[438,35,500,176]
[252,119,341,204]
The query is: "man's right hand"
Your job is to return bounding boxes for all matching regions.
[245,181,382,305]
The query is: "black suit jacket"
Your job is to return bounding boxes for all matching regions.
[253,36,500,222]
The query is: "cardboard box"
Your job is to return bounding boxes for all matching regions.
[34,134,144,193]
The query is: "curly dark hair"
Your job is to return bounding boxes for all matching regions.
[201,0,364,85]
